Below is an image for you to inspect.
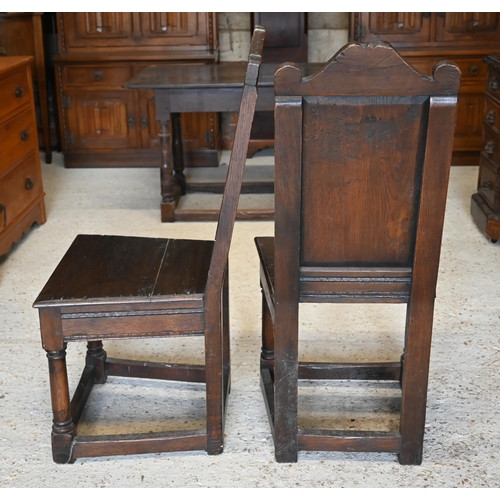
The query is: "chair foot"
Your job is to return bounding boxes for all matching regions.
[51,430,75,464]
[398,448,423,465]
[206,440,224,455]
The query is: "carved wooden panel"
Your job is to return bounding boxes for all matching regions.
[357,13,431,43]
[64,90,138,149]
[436,12,500,42]
[65,13,133,47]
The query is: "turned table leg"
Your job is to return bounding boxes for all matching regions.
[46,346,75,464]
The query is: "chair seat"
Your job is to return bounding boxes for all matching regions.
[34,234,214,308]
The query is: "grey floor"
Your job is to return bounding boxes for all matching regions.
[1,152,499,487]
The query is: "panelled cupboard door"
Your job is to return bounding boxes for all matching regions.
[63,90,139,150]
[62,13,134,47]
[355,13,432,43]
[137,12,210,46]
[60,13,214,50]
[435,12,500,42]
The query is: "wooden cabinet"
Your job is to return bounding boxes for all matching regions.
[0,13,52,164]
[55,12,219,168]
[0,57,46,256]
[350,12,500,165]
[471,55,500,242]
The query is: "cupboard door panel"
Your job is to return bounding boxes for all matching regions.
[357,12,431,43]
[62,13,133,48]
[452,92,485,153]
[436,12,500,42]
[64,91,138,149]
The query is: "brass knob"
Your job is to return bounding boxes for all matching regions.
[490,77,499,91]
[15,86,24,98]
[485,141,495,155]
[20,130,30,141]
[481,180,492,190]
[127,117,135,127]
[486,110,496,125]
[94,71,104,82]
[470,65,479,76]
[25,178,34,190]
[141,117,148,127]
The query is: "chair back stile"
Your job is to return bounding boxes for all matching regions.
[207,27,265,294]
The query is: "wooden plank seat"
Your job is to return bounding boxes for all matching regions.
[255,42,461,464]
[33,26,265,463]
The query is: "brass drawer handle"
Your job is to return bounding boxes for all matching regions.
[485,141,495,155]
[486,110,496,125]
[490,77,499,91]
[470,65,479,76]
[15,86,24,98]
[94,71,104,82]
[20,130,30,141]
[25,178,34,190]
[0,204,6,228]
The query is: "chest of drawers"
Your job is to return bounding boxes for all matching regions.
[0,56,46,256]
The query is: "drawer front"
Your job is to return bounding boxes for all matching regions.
[0,151,43,231]
[408,57,486,87]
[63,64,134,87]
[482,125,500,167]
[0,66,31,122]
[484,94,500,135]
[0,107,37,172]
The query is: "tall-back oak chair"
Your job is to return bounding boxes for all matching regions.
[255,42,460,464]
[33,26,265,464]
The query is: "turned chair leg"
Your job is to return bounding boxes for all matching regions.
[86,341,107,384]
[46,346,75,464]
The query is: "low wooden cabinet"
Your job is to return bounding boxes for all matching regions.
[471,54,500,242]
[0,57,46,256]
[350,12,500,165]
[55,12,220,168]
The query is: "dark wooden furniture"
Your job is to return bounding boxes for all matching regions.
[0,13,52,163]
[0,56,46,257]
[32,26,264,463]
[54,12,220,168]
[126,61,321,222]
[255,42,460,464]
[471,54,500,242]
[247,13,307,157]
[350,12,500,165]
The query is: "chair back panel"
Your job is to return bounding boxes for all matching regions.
[273,42,461,285]
[301,95,427,267]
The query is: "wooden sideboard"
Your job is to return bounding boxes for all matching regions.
[0,57,46,256]
[0,13,52,164]
[55,12,220,168]
[350,12,500,165]
[471,54,500,242]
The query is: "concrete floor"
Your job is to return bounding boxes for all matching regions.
[0,152,499,487]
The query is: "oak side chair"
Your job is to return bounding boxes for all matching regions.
[255,42,460,464]
[33,26,265,464]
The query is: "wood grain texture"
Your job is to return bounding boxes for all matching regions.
[33,26,265,463]
[256,41,460,463]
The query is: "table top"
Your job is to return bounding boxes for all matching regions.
[126,62,323,90]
